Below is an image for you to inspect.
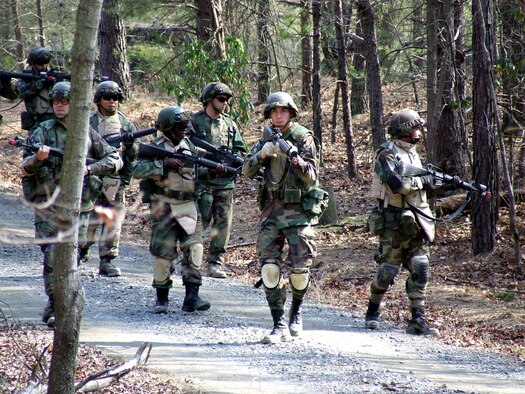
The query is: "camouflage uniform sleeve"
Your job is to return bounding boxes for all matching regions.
[291,134,318,186]
[88,128,123,175]
[132,157,164,179]
[242,139,265,178]
[21,127,46,175]
[15,78,39,99]
[375,149,421,195]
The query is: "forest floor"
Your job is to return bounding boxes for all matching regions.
[0,86,524,392]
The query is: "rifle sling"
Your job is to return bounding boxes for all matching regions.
[404,192,472,223]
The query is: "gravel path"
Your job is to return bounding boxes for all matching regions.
[1,189,524,394]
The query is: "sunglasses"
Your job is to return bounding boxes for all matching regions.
[215,96,229,103]
[102,95,119,101]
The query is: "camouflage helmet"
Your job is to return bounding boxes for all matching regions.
[27,47,52,66]
[263,92,298,119]
[200,82,233,104]
[48,81,71,101]
[387,108,425,138]
[156,106,192,133]
[93,80,124,103]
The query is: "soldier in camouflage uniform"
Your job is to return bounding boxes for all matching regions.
[21,81,122,328]
[133,106,213,314]
[190,82,248,279]
[78,81,138,277]
[365,108,443,336]
[243,92,326,344]
[15,47,56,135]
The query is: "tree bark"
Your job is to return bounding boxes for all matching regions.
[334,0,355,177]
[312,0,323,157]
[47,0,102,392]
[350,5,368,116]
[257,0,271,105]
[355,0,384,151]
[97,0,131,98]
[36,0,45,47]
[194,0,226,60]
[471,0,497,255]
[10,0,24,61]
[301,0,312,107]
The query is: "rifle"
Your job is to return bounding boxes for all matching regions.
[8,136,98,165]
[399,162,491,197]
[104,127,157,148]
[262,125,298,158]
[137,143,240,176]
[0,69,108,84]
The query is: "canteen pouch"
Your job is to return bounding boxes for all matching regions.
[367,209,385,236]
[400,209,419,238]
[82,175,103,203]
[302,187,329,217]
[284,188,302,204]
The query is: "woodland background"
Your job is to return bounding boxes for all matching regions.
[0,0,524,392]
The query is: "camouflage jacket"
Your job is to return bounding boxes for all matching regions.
[15,77,54,116]
[89,111,138,186]
[190,110,247,189]
[243,122,320,228]
[22,118,122,212]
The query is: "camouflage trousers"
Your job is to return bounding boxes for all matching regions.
[257,215,316,308]
[150,201,203,286]
[34,207,90,274]
[197,186,233,265]
[83,187,126,259]
[370,209,430,308]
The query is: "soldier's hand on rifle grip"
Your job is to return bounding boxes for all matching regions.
[451,175,462,189]
[420,175,438,190]
[214,163,227,176]
[36,145,50,161]
[164,158,184,171]
[261,141,279,159]
[291,155,305,167]
[121,132,135,148]
[43,77,55,88]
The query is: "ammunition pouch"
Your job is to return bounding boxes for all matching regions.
[367,208,385,236]
[82,175,103,203]
[20,111,35,131]
[139,178,155,203]
[301,187,329,218]
[400,209,419,238]
[22,167,55,202]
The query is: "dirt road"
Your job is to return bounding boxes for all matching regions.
[1,188,524,393]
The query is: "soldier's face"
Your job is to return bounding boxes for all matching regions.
[210,95,229,114]
[270,107,291,128]
[99,95,119,116]
[52,99,69,119]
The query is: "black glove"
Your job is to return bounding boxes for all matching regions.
[121,132,135,147]
[420,175,438,190]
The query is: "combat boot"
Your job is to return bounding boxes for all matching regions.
[99,257,121,277]
[262,309,291,344]
[78,246,91,264]
[207,262,227,279]
[42,296,55,328]
[364,301,380,330]
[288,297,303,337]
[154,288,169,314]
[406,306,440,336]
[182,283,211,312]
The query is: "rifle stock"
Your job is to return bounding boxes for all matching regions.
[9,136,98,165]
[137,143,240,176]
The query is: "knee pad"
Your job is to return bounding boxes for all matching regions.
[410,254,429,286]
[153,257,172,285]
[188,243,203,270]
[375,262,400,290]
[290,268,310,291]
[261,262,281,289]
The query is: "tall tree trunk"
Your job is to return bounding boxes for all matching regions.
[312,0,322,157]
[435,0,465,178]
[97,0,131,97]
[356,0,384,151]
[301,0,312,107]
[10,0,23,61]
[36,0,45,47]
[194,0,226,60]
[471,0,497,255]
[426,0,439,164]
[334,0,355,177]
[351,6,368,116]
[257,0,271,105]
[47,0,102,392]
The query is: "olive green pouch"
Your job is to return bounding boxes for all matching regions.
[367,209,385,236]
[284,188,302,204]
